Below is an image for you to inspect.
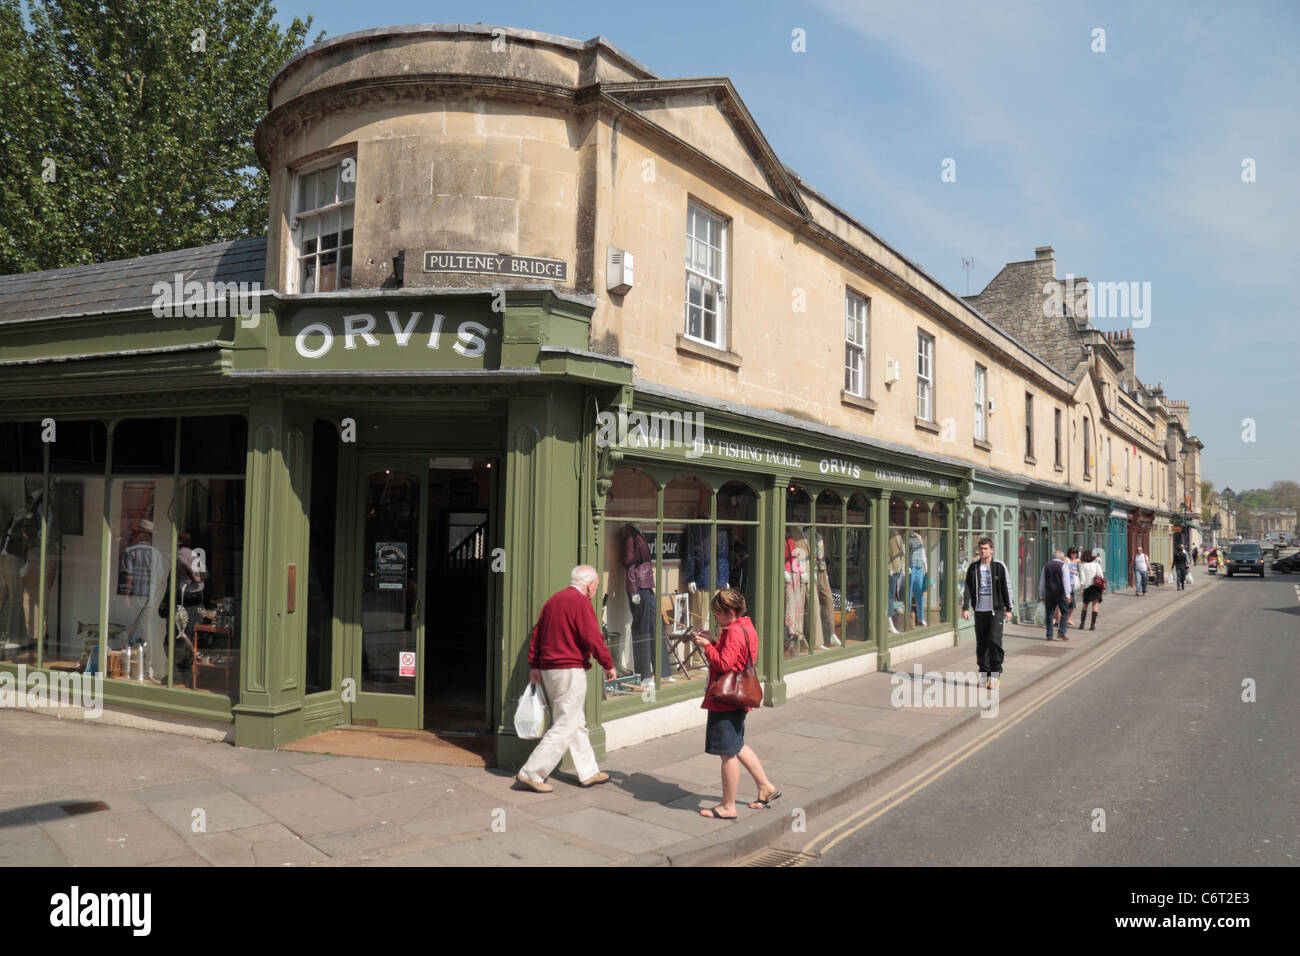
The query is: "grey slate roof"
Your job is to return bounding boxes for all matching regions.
[0,237,267,325]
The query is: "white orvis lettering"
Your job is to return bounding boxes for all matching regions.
[388,310,422,346]
[295,322,334,359]
[426,313,446,349]
[453,321,489,357]
[343,313,379,350]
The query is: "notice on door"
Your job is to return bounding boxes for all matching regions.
[399,651,416,678]
[376,541,408,590]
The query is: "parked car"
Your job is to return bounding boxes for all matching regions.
[1271,550,1300,574]
[1225,542,1265,577]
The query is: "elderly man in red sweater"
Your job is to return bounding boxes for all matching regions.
[516,565,617,792]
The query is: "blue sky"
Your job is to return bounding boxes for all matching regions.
[272,0,1299,493]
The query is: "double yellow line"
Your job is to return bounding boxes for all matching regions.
[801,586,1212,858]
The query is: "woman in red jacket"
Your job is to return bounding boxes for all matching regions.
[691,588,780,819]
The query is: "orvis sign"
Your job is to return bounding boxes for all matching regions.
[281,309,500,370]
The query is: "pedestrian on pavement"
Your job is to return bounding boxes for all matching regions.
[1174,545,1189,590]
[1039,549,1073,641]
[516,565,616,793]
[1064,546,1081,628]
[1133,548,1150,597]
[1078,550,1104,630]
[691,587,778,819]
[961,536,1013,691]
[1192,545,1199,566]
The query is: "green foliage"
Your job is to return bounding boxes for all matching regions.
[0,0,320,274]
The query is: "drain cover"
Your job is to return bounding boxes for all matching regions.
[739,848,818,867]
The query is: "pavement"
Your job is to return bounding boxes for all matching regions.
[0,571,1222,867]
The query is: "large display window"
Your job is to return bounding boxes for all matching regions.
[0,416,245,700]
[886,495,949,635]
[783,486,871,659]
[957,505,1000,615]
[601,468,758,706]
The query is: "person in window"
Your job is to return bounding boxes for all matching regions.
[174,532,206,644]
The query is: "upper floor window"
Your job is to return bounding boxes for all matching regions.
[1083,417,1091,479]
[1053,408,1063,468]
[685,201,727,348]
[974,364,987,442]
[1025,393,1034,460]
[844,291,869,397]
[1125,447,1130,489]
[1138,455,1143,495]
[293,156,356,293]
[916,330,935,422]
[1106,437,1113,485]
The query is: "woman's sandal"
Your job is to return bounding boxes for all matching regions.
[700,807,738,820]
[748,789,782,809]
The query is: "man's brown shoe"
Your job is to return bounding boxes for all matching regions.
[579,771,610,787]
[515,773,553,793]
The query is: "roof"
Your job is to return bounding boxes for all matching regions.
[0,238,267,325]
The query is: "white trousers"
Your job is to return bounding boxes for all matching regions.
[520,668,600,782]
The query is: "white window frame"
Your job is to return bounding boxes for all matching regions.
[1106,437,1113,485]
[291,154,356,294]
[1025,393,1034,459]
[916,330,935,422]
[684,201,728,348]
[974,364,987,442]
[1053,408,1063,468]
[844,290,868,397]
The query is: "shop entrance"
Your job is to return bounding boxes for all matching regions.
[347,455,495,733]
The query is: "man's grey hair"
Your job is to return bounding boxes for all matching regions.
[570,565,598,588]
[1053,550,1066,560]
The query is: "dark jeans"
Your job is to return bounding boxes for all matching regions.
[628,588,665,679]
[1175,566,1187,589]
[1045,595,1070,638]
[974,611,1005,676]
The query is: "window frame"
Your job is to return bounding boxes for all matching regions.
[1083,416,1091,479]
[290,153,357,295]
[973,363,987,442]
[916,330,935,422]
[1024,392,1034,460]
[683,200,729,349]
[1053,408,1063,469]
[844,290,869,398]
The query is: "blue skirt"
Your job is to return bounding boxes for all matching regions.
[705,709,746,757]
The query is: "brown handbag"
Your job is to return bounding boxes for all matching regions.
[707,620,763,709]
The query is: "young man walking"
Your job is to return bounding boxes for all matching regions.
[1039,550,1073,642]
[516,565,616,793]
[961,537,1013,691]
[1173,545,1189,590]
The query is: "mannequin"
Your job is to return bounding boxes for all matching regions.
[815,531,840,648]
[119,518,166,679]
[784,526,810,654]
[908,530,929,626]
[887,530,906,634]
[682,525,728,653]
[621,522,663,683]
[0,487,45,654]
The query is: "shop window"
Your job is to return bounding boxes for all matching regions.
[294,155,356,293]
[1018,511,1038,611]
[112,418,176,475]
[606,468,657,519]
[180,416,248,475]
[0,474,48,667]
[717,480,757,522]
[306,421,339,695]
[107,477,174,684]
[664,474,711,520]
[685,201,727,348]
[0,422,44,473]
[842,493,870,646]
[784,486,813,658]
[50,420,107,474]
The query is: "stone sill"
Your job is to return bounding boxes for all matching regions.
[841,391,877,414]
[676,333,741,369]
[973,438,992,452]
[1024,456,1037,466]
[1054,463,1064,473]
[914,417,940,434]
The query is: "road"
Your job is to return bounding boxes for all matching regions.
[799,571,1300,866]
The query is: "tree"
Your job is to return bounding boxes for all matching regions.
[1268,480,1300,516]
[0,0,319,274]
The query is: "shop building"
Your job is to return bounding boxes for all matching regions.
[0,25,1204,764]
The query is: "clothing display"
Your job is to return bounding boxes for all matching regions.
[887,532,906,633]
[815,532,836,644]
[0,491,44,649]
[681,524,729,591]
[908,531,928,626]
[620,524,664,680]
[784,528,809,649]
